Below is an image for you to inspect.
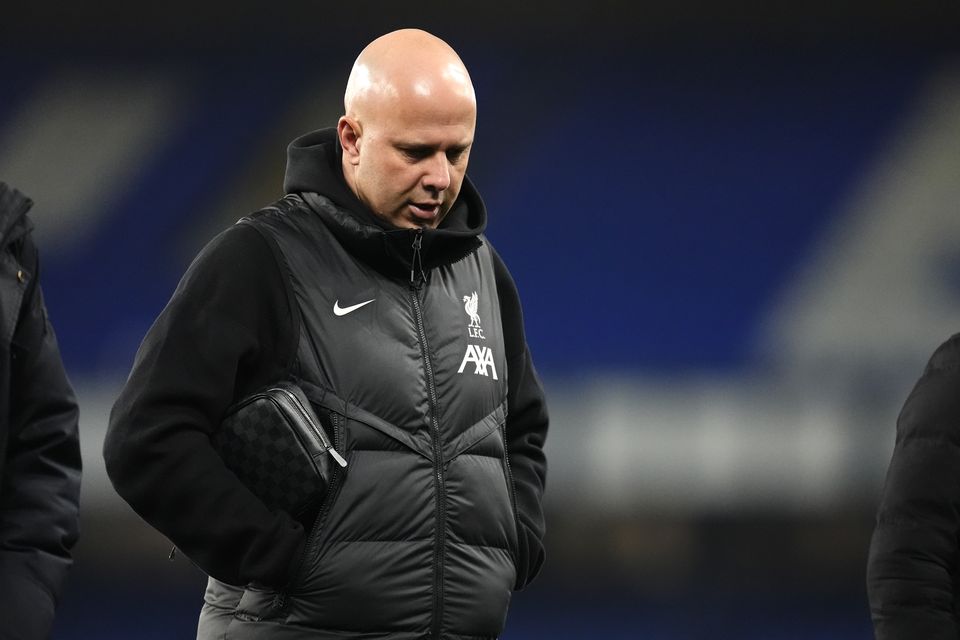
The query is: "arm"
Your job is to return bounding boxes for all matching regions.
[867,334,960,640]
[103,223,305,587]
[0,235,81,640]
[492,248,548,590]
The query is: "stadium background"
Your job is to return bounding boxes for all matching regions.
[3,2,960,637]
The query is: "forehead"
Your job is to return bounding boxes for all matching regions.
[367,88,476,144]
[383,122,475,150]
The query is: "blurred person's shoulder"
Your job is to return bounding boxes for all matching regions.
[899,333,960,439]
[923,333,960,375]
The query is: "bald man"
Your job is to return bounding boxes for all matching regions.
[104,29,548,640]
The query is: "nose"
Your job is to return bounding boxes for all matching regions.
[422,152,451,193]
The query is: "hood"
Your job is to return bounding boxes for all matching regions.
[0,183,34,249]
[283,128,486,277]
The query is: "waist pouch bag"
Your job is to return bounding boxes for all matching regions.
[213,381,348,520]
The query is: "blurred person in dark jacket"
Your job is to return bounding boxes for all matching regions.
[867,334,960,639]
[104,29,548,640]
[0,183,81,640]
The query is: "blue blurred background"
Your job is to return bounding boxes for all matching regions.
[3,1,960,637]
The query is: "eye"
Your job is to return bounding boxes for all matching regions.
[447,147,468,163]
[400,146,432,161]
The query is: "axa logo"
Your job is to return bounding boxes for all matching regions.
[458,344,498,380]
[462,291,484,339]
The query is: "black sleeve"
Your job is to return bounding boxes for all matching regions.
[0,234,81,640]
[867,334,960,640]
[491,247,548,591]
[103,222,305,588]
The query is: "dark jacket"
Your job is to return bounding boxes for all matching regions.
[867,334,960,639]
[104,129,548,639]
[0,183,82,640]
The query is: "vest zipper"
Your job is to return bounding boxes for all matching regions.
[410,229,425,288]
[410,229,446,639]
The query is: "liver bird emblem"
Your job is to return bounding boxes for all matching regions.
[463,291,482,328]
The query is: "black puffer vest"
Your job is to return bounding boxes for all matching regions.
[199,189,518,639]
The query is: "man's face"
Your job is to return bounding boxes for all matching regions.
[340,95,475,229]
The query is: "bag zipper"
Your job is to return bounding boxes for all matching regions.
[272,387,348,468]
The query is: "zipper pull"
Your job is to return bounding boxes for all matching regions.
[410,229,424,288]
[168,546,178,561]
[327,446,348,468]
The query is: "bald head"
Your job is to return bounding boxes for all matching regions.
[344,29,476,120]
[338,30,478,229]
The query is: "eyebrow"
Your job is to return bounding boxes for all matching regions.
[397,143,434,152]
[397,143,471,155]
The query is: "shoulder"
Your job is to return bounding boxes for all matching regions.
[482,240,529,359]
[240,194,314,235]
[923,333,960,375]
[7,221,44,349]
[483,240,519,303]
[898,334,960,442]
[487,242,525,333]
[186,220,279,283]
[5,217,40,311]
[240,193,338,259]
[170,220,291,328]
[1,214,39,283]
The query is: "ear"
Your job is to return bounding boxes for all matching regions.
[338,116,362,165]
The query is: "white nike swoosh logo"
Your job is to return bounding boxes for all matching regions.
[333,299,375,316]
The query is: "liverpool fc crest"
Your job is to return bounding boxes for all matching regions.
[462,291,484,339]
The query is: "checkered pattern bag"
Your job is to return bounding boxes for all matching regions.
[213,381,347,518]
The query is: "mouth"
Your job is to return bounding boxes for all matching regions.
[408,201,442,221]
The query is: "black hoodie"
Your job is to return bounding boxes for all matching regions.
[104,129,547,596]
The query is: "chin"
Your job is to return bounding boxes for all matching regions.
[403,213,441,230]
